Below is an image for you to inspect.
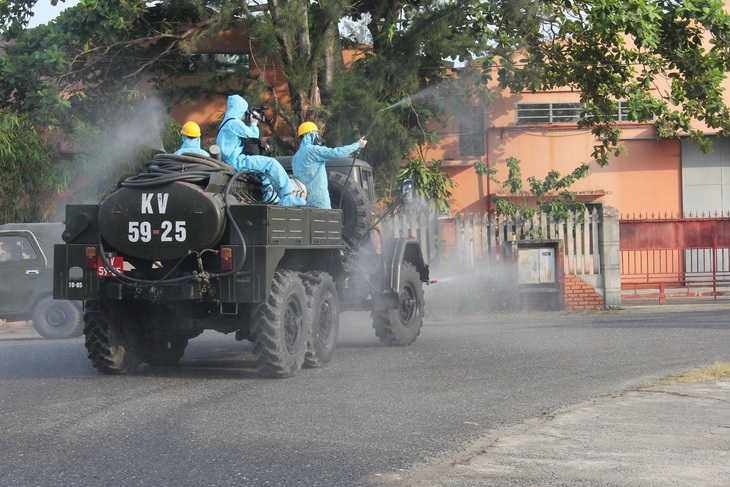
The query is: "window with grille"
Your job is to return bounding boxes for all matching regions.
[516,102,584,125]
[516,101,650,125]
[458,105,485,157]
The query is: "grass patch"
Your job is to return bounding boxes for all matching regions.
[651,362,730,386]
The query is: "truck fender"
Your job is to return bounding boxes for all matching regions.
[381,238,429,293]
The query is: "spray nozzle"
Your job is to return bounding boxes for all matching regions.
[402,178,415,205]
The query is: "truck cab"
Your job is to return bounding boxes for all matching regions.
[276,156,376,205]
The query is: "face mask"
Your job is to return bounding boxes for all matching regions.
[314,133,326,146]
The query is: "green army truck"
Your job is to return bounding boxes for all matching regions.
[53,152,428,377]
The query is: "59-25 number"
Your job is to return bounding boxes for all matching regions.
[128,221,186,243]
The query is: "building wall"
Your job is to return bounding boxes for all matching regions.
[423,88,685,217]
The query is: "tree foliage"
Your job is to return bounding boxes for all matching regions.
[3,1,730,220]
[489,157,590,220]
[0,112,71,222]
[0,0,493,209]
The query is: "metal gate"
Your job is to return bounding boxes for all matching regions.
[620,213,730,303]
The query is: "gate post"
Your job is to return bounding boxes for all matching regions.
[600,206,622,307]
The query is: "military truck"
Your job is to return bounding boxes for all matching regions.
[0,223,84,339]
[53,152,428,377]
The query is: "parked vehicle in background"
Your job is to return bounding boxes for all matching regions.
[0,223,84,339]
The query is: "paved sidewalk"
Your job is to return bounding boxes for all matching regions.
[381,378,730,486]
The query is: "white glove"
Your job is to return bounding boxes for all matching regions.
[250,118,259,127]
[358,138,367,149]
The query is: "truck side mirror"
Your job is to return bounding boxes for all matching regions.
[402,179,414,205]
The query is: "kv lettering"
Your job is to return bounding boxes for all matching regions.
[141,193,169,214]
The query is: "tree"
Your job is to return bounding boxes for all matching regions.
[0,1,493,199]
[3,0,730,219]
[0,112,70,223]
[397,157,453,213]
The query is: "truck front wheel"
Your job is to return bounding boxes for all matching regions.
[303,272,340,368]
[251,270,309,378]
[372,262,425,346]
[83,301,143,374]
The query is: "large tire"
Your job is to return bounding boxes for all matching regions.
[327,171,372,246]
[143,336,188,366]
[303,272,340,368]
[371,262,425,346]
[83,301,143,374]
[31,296,84,339]
[251,270,310,378]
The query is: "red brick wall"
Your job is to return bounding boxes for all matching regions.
[564,275,605,310]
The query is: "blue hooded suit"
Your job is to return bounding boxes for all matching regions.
[216,95,305,206]
[173,135,209,157]
[292,132,360,209]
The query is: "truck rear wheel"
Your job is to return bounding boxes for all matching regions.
[251,270,309,378]
[303,272,339,368]
[32,296,83,339]
[372,262,424,346]
[83,301,143,374]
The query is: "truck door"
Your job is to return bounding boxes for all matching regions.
[0,232,46,316]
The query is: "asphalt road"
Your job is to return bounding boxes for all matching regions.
[0,305,728,486]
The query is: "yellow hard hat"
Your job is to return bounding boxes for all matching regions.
[298,121,319,137]
[181,121,202,138]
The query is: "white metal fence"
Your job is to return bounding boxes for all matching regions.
[379,207,603,276]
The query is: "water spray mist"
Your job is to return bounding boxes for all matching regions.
[362,95,413,139]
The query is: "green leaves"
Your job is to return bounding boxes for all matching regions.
[3,0,730,221]
[487,158,588,220]
[0,112,67,223]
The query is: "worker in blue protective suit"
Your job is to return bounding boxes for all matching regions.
[216,95,305,206]
[173,121,210,157]
[293,121,367,209]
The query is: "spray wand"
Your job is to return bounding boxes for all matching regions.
[362,107,385,140]
[338,100,407,216]
[339,96,414,246]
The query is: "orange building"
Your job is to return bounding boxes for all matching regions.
[420,67,730,218]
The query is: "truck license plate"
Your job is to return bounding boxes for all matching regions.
[97,256,124,277]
